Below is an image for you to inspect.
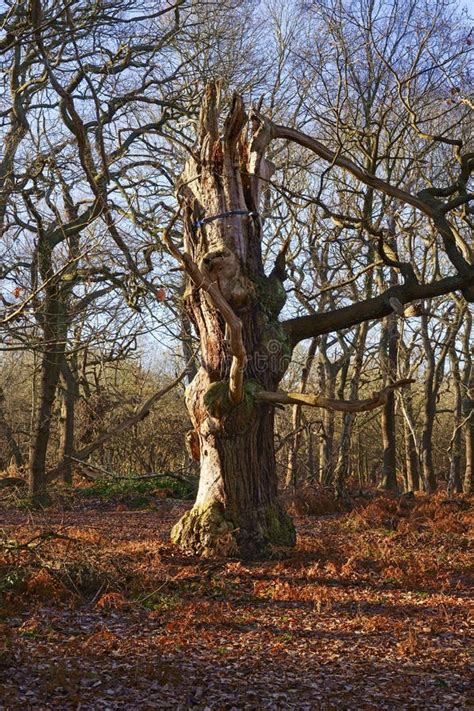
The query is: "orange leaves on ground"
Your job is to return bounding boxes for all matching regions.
[287,484,341,516]
[95,592,129,611]
[26,569,69,601]
[0,496,472,708]
[65,526,103,545]
[396,628,422,656]
[82,629,121,654]
[19,617,43,636]
[349,493,472,536]
[349,496,400,530]
[252,578,335,611]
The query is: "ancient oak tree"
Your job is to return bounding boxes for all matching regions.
[166,83,473,558]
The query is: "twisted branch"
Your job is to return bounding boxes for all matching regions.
[256,379,414,413]
[161,211,245,404]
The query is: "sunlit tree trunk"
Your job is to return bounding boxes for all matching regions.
[404,414,420,492]
[169,81,474,556]
[171,87,295,557]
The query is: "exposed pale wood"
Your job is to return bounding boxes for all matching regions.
[256,379,414,413]
[161,212,245,405]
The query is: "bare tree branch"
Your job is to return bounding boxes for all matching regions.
[256,379,414,413]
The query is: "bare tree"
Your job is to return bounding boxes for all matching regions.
[167,0,473,556]
[1,0,472,556]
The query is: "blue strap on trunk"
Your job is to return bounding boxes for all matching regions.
[194,210,258,228]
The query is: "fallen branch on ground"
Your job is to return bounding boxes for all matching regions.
[70,457,196,487]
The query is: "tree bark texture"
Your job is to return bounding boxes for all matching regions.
[462,312,474,493]
[170,86,295,557]
[403,410,420,493]
[462,363,474,494]
[28,259,68,505]
[28,329,66,503]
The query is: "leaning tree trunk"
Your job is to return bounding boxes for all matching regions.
[170,85,295,558]
[399,342,420,492]
[403,415,420,492]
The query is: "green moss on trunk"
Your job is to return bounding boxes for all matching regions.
[171,499,296,559]
[263,502,296,548]
[171,502,238,557]
[203,380,263,420]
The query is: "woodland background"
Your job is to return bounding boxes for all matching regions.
[0,1,472,708]
[0,0,473,498]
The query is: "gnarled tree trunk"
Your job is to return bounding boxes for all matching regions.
[167,84,434,558]
[170,86,295,558]
[174,371,294,557]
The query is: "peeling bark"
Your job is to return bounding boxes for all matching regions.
[171,85,415,558]
[170,85,293,557]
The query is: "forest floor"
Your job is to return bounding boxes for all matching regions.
[0,489,472,710]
